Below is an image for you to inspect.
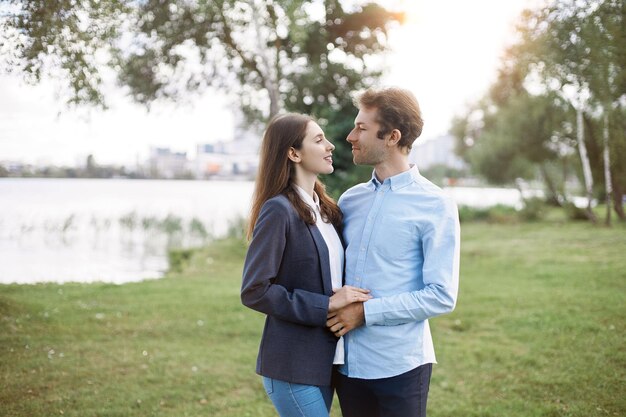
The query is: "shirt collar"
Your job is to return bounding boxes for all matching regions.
[367,164,421,191]
[294,184,320,210]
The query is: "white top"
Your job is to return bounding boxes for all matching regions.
[295,185,345,364]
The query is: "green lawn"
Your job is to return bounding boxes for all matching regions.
[1,221,624,417]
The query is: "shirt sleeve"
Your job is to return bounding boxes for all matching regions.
[240,199,330,327]
[364,197,460,326]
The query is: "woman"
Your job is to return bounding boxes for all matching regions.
[241,113,371,417]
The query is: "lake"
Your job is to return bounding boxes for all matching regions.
[0,178,531,284]
[0,178,254,284]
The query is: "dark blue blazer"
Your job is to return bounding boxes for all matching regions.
[241,194,338,386]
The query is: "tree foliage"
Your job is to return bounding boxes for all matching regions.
[2,1,401,114]
[1,0,404,194]
[451,0,626,221]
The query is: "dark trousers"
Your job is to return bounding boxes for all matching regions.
[334,363,432,417]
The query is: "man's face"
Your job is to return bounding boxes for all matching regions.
[346,107,388,166]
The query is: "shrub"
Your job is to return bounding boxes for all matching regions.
[519,197,546,221]
[168,248,195,273]
[458,206,491,222]
[459,205,518,224]
[563,202,589,221]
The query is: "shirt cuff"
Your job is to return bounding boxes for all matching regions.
[363,298,385,325]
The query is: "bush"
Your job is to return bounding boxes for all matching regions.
[168,248,195,273]
[519,197,546,221]
[458,205,518,224]
[458,206,491,222]
[563,202,589,221]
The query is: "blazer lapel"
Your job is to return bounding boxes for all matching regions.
[334,224,346,286]
[306,224,333,296]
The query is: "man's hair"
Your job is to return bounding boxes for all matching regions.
[355,87,424,150]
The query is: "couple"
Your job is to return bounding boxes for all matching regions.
[241,87,460,417]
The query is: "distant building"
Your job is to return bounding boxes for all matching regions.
[143,111,261,180]
[195,140,259,179]
[147,147,191,179]
[410,134,466,171]
[1,160,29,175]
[194,119,260,179]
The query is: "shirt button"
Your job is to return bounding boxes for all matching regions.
[360,247,365,251]
[355,277,361,282]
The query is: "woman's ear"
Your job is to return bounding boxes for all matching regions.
[287,147,301,163]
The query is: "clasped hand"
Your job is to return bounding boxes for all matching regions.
[327,286,369,338]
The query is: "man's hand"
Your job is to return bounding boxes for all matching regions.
[326,302,365,337]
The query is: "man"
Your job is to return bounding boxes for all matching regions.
[327,87,460,417]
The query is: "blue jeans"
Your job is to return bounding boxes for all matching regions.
[262,376,333,417]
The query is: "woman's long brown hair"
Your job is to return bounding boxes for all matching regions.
[247,113,342,240]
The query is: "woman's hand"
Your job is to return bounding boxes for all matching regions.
[328,285,372,313]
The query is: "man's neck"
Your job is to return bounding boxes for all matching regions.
[374,156,410,183]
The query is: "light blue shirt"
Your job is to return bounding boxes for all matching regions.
[338,165,460,379]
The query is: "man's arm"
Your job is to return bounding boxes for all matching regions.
[365,198,460,326]
[327,197,460,334]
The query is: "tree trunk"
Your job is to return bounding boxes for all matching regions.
[612,178,625,220]
[561,156,569,204]
[602,112,612,225]
[577,108,597,223]
[539,163,563,206]
[253,3,281,119]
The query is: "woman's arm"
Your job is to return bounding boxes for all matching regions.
[241,198,330,327]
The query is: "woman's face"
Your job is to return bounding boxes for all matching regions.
[293,121,336,175]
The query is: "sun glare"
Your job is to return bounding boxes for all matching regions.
[380,0,537,137]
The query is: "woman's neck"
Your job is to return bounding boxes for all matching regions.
[293,170,316,198]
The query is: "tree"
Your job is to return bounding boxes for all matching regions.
[1,1,402,114]
[1,0,402,193]
[451,0,626,222]
[451,68,573,205]
[513,0,626,221]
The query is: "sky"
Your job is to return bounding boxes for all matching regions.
[0,0,540,167]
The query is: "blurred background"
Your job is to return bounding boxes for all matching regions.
[0,0,624,281]
[0,0,626,283]
[1,2,625,417]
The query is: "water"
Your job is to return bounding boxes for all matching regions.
[0,178,533,285]
[0,178,254,284]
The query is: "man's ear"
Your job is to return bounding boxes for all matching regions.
[387,129,402,147]
[287,147,301,163]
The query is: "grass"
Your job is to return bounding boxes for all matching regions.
[1,221,625,417]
